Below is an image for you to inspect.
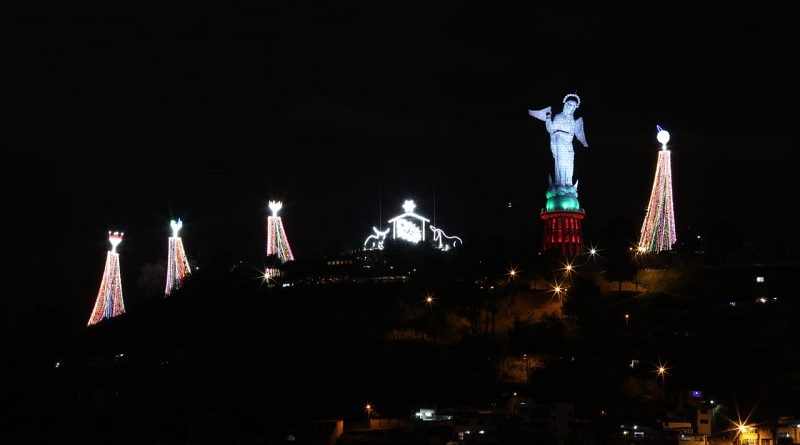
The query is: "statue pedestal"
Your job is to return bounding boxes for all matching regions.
[545,184,580,212]
[541,184,584,257]
[541,210,585,258]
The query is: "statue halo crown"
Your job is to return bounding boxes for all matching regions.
[563,93,581,108]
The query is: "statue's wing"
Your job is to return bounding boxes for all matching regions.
[528,106,552,121]
[575,117,588,147]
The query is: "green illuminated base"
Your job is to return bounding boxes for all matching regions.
[544,184,581,212]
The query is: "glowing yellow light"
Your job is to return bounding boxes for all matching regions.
[560,261,575,275]
[624,313,630,319]
[549,281,566,301]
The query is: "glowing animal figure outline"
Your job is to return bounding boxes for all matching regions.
[429,225,463,251]
[364,226,390,250]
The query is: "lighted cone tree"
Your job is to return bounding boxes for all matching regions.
[165,219,192,296]
[638,126,677,252]
[88,231,126,326]
[266,201,294,278]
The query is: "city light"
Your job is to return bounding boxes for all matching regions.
[560,260,575,276]
[550,282,566,301]
[585,243,601,260]
[365,403,373,418]
[655,361,671,380]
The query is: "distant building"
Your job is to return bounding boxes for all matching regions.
[776,418,800,445]
[513,400,573,445]
[664,422,694,434]
[678,433,708,445]
[735,425,774,445]
[695,405,713,436]
[551,403,573,445]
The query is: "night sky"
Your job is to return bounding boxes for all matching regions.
[7,3,799,322]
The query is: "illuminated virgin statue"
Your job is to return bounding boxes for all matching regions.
[529,93,588,187]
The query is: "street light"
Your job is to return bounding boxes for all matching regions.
[734,422,755,445]
[506,267,519,294]
[365,403,373,423]
[559,260,575,279]
[585,243,601,264]
[624,313,630,333]
[655,362,670,406]
[522,353,531,382]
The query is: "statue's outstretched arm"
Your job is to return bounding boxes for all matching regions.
[528,106,552,122]
[575,117,588,147]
